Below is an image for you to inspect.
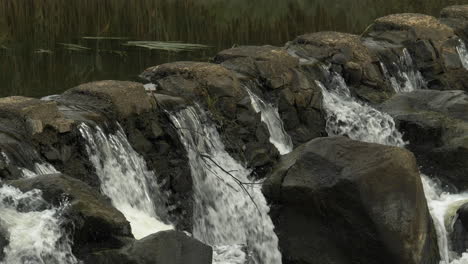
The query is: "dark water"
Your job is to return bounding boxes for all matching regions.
[1,0,466,97]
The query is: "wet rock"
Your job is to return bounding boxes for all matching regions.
[441,5,468,42]
[365,13,468,91]
[380,89,468,191]
[141,61,279,179]
[451,202,468,255]
[0,219,9,261]
[7,174,133,257]
[287,32,393,103]
[83,230,212,264]
[263,136,439,264]
[214,45,326,146]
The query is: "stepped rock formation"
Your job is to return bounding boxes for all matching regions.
[1,4,468,264]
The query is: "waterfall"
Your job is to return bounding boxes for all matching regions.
[457,39,468,71]
[317,71,405,147]
[20,163,59,178]
[380,48,426,93]
[318,69,468,263]
[79,123,173,239]
[0,185,77,264]
[246,88,293,155]
[169,106,282,264]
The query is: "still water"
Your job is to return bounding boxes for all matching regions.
[0,0,466,97]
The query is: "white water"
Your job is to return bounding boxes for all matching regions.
[79,123,173,239]
[319,69,468,263]
[246,89,293,155]
[457,39,468,71]
[170,106,282,264]
[0,185,77,264]
[20,163,59,178]
[317,71,405,147]
[381,48,426,93]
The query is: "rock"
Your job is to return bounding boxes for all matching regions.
[84,230,212,264]
[0,219,9,261]
[141,61,279,179]
[287,32,393,103]
[7,174,133,257]
[0,96,73,135]
[380,90,468,190]
[214,45,326,146]
[62,80,153,119]
[441,5,468,42]
[263,136,439,264]
[451,202,468,255]
[365,13,468,92]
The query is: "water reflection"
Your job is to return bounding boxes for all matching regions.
[0,0,466,97]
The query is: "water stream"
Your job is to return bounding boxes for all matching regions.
[0,185,77,264]
[318,68,468,264]
[170,106,282,264]
[246,88,293,155]
[79,123,173,240]
[457,39,468,71]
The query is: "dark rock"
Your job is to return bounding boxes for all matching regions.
[141,61,279,179]
[287,31,393,103]
[451,202,468,255]
[263,136,439,264]
[380,90,468,190]
[7,174,133,257]
[0,219,9,261]
[83,230,212,264]
[365,13,468,92]
[441,5,468,42]
[214,45,326,146]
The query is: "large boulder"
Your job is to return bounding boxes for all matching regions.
[286,31,393,104]
[263,136,439,264]
[380,90,468,190]
[141,61,279,178]
[451,202,468,255]
[214,45,326,146]
[441,5,468,42]
[365,13,468,91]
[7,174,133,257]
[84,231,212,264]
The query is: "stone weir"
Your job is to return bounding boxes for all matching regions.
[0,5,468,264]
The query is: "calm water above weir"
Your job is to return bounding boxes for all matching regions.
[0,0,466,97]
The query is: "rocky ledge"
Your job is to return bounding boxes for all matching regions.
[0,4,468,264]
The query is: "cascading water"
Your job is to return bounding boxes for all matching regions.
[20,163,59,178]
[380,48,426,93]
[79,123,173,239]
[246,88,293,155]
[317,71,405,147]
[169,106,282,264]
[0,185,77,264]
[318,68,468,264]
[457,39,468,71]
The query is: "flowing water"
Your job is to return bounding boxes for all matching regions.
[20,163,59,178]
[0,185,77,264]
[170,106,282,264]
[380,48,426,93]
[318,68,468,263]
[246,88,293,155]
[457,39,468,71]
[79,123,173,240]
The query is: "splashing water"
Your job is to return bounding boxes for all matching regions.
[20,163,59,178]
[457,39,468,71]
[246,88,293,155]
[317,71,405,147]
[0,185,77,264]
[170,106,282,264]
[381,48,426,93]
[79,123,172,239]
